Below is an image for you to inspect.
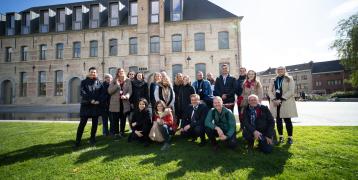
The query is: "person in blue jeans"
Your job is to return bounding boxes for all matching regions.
[100,73,112,136]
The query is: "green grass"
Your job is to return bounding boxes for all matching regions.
[0,123,357,179]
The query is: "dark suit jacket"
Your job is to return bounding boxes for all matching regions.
[181,103,209,128]
[243,104,275,138]
[214,74,237,104]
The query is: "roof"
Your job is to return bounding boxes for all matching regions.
[20,0,240,21]
[259,62,314,76]
[311,60,344,73]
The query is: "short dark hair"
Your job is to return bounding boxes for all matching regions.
[88,67,96,72]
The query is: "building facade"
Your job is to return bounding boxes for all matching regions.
[258,60,354,99]
[0,0,243,105]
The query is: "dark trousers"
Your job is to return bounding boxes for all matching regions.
[101,110,109,135]
[76,116,99,144]
[243,129,273,153]
[131,125,151,143]
[276,105,293,136]
[109,112,126,135]
[205,128,237,149]
[181,124,206,142]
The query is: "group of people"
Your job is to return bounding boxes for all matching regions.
[74,64,298,153]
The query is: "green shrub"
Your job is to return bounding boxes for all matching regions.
[330,91,358,98]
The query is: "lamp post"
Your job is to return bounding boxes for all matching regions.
[186,56,191,65]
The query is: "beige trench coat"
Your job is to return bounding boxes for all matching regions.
[268,75,298,118]
[108,78,132,113]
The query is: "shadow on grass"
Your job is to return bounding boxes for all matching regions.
[0,134,292,179]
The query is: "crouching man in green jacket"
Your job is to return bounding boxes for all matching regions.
[205,96,237,151]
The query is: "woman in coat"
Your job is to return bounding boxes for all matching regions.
[128,98,152,146]
[154,72,175,109]
[152,100,177,151]
[108,68,132,138]
[130,72,149,109]
[239,70,263,109]
[268,66,298,144]
[174,75,195,125]
[149,72,162,108]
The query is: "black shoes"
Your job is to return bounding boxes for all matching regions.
[287,138,293,144]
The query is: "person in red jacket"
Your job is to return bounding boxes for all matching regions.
[152,100,177,150]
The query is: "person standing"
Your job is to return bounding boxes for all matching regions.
[108,68,132,138]
[193,71,213,109]
[75,67,103,147]
[154,72,175,109]
[268,66,298,144]
[205,96,237,151]
[214,64,237,112]
[206,72,216,92]
[149,72,162,108]
[180,94,209,146]
[130,72,149,109]
[242,94,274,153]
[100,73,112,136]
[174,74,196,125]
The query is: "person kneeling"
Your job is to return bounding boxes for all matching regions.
[205,96,237,151]
[242,94,275,153]
[180,94,209,146]
[150,100,177,151]
[128,99,152,147]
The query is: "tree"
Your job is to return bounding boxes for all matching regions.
[331,13,358,88]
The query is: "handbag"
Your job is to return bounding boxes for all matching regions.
[149,121,165,142]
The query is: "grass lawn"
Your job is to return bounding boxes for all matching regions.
[0,122,357,179]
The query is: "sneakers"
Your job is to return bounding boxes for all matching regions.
[161,143,170,151]
[279,137,284,144]
[287,138,293,144]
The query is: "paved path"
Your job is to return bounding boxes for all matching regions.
[1,101,358,126]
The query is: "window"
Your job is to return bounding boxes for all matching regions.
[129,37,138,55]
[195,63,206,79]
[22,13,30,34]
[90,41,98,57]
[56,43,64,59]
[315,81,322,86]
[109,39,118,56]
[38,71,46,96]
[301,75,307,80]
[57,9,66,31]
[7,15,15,35]
[130,2,138,25]
[40,11,49,33]
[20,72,27,97]
[55,70,63,96]
[150,36,160,53]
[109,3,119,26]
[151,1,159,23]
[73,42,81,58]
[172,0,182,21]
[21,46,28,61]
[129,66,139,73]
[218,31,229,49]
[194,33,205,51]
[90,5,99,28]
[109,67,117,78]
[74,7,82,30]
[5,47,12,62]
[172,34,182,52]
[172,64,183,82]
[39,44,47,60]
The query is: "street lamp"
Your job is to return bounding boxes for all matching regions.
[186,56,191,65]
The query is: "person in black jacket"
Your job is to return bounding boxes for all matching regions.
[214,64,237,112]
[100,73,112,136]
[174,74,196,125]
[128,98,152,146]
[242,94,275,153]
[130,72,149,109]
[75,67,104,147]
[180,94,209,146]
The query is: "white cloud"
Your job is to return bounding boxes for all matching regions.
[330,0,358,17]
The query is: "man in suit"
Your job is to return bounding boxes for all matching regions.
[192,71,214,109]
[214,64,237,112]
[242,94,275,153]
[180,94,209,146]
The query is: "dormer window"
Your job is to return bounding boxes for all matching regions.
[129,2,138,25]
[57,8,66,32]
[109,2,119,26]
[90,5,99,28]
[22,13,30,34]
[40,10,49,33]
[7,14,15,35]
[73,6,82,30]
[171,0,183,21]
[150,0,159,23]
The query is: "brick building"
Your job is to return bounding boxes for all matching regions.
[0,0,243,104]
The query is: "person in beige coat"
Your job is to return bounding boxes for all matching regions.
[268,66,298,144]
[108,68,132,138]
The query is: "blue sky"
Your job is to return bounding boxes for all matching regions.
[1,0,357,71]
